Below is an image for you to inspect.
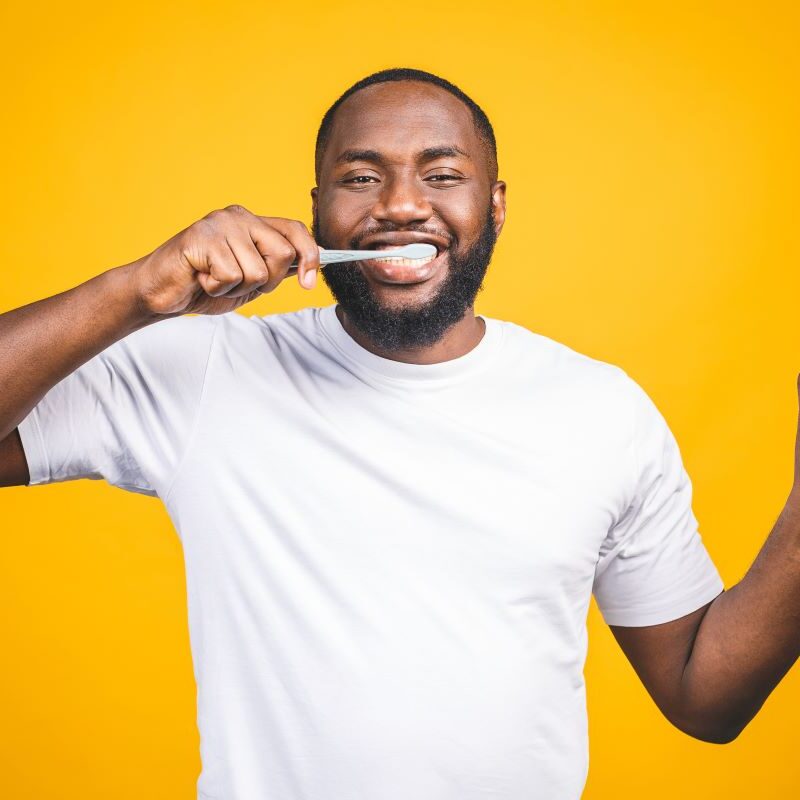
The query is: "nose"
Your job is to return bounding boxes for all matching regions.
[371,172,433,226]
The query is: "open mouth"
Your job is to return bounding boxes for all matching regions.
[361,242,446,285]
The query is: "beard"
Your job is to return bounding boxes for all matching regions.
[312,204,497,351]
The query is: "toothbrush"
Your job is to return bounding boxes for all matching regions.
[317,243,437,265]
[285,243,437,277]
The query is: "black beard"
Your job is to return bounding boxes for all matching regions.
[312,205,497,351]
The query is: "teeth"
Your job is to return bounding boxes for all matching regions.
[372,255,436,266]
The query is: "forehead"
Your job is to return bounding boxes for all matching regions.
[323,81,483,169]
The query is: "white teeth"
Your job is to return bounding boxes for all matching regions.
[372,255,436,266]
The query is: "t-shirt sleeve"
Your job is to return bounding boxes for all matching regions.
[592,376,725,626]
[16,314,219,498]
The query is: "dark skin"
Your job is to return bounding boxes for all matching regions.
[312,81,505,364]
[2,78,800,748]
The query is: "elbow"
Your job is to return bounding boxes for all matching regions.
[685,725,742,745]
[669,713,746,745]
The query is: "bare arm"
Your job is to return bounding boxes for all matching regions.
[0,428,30,487]
[0,205,321,482]
[611,375,800,744]
[0,263,157,446]
[676,488,800,741]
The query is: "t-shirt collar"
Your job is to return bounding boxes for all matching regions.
[318,303,503,385]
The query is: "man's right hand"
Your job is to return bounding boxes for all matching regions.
[132,205,322,317]
[0,204,323,456]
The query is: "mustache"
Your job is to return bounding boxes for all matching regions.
[349,224,454,249]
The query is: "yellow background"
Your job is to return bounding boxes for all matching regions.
[1,1,799,797]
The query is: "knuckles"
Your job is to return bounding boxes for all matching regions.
[188,208,304,273]
[274,243,296,263]
[202,205,251,226]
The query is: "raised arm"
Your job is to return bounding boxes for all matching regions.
[0,263,157,449]
[0,205,322,482]
[611,375,800,744]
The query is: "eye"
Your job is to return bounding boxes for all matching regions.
[343,175,379,184]
[425,173,464,183]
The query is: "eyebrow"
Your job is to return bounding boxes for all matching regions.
[334,145,471,166]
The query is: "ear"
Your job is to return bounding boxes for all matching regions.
[490,181,506,239]
[311,186,319,226]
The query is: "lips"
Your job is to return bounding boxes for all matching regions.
[362,233,448,252]
[359,234,449,285]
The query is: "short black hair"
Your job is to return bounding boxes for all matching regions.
[314,67,498,184]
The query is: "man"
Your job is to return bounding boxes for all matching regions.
[1,67,799,800]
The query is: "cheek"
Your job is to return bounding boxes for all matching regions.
[318,192,372,239]
[437,200,485,248]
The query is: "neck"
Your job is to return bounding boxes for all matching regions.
[335,305,486,365]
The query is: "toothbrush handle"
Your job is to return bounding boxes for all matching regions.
[284,250,406,280]
[319,249,388,264]
[283,248,389,279]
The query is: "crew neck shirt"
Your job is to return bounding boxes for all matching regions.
[17,304,725,800]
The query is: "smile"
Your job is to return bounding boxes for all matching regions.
[360,242,447,285]
[372,252,437,267]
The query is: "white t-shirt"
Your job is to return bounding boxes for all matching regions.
[17,303,725,800]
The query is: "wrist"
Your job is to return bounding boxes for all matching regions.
[106,260,168,331]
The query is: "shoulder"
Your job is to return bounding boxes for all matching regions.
[125,307,321,356]
[494,316,635,407]
[86,315,222,390]
[216,305,321,346]
[109,313,220,357]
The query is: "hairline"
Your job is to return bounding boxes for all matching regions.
[315,76,498,184]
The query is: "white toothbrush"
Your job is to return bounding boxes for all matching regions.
[286,242,437,276]
[318,243,437,264]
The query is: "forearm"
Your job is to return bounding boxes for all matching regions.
[0,261,161,442]
[679,491,800,741]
